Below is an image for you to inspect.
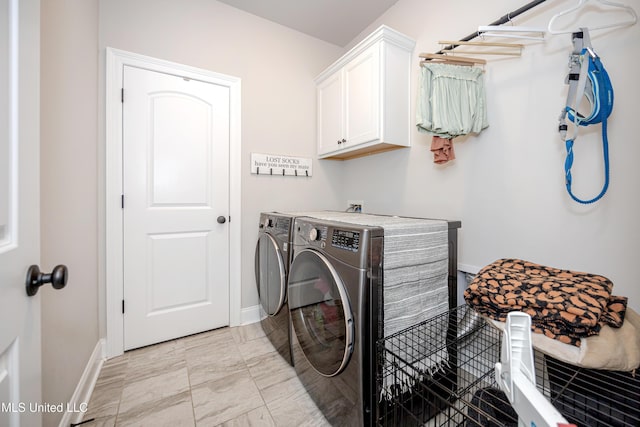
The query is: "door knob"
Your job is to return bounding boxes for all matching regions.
[25,265,68,296]
[217,216,227,224]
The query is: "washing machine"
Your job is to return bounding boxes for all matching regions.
[288,214,462,425]
[255,212,296,366]
[288,217,384,425]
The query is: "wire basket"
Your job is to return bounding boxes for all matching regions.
[376,305,640,426]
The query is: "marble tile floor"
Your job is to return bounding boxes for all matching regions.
[81,323,330,426]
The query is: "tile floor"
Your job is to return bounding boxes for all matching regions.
[81,322,330,426]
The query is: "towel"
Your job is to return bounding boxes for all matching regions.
[465,258,627,347]
[431,136,455,164]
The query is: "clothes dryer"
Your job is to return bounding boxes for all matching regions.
[288,218,384,425]
[255,212,296,366]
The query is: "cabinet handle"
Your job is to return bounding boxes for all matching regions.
[341,138,346,143]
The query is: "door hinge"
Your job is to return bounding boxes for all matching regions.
[122,300,125,314]
[121,88,124,103]
[121,194,124,209]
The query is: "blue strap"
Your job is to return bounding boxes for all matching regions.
[567,52,614,125]
[563,48,613,204]
[564,119,610,204]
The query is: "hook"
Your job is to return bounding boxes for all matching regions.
[305,170,309,177]
[295,169,298,176]
[270,168,273,175]
[257,166,260,174]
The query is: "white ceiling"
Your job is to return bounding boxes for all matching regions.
[216,0,400,46]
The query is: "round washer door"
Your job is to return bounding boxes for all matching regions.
[288,249,354,377]
[255,233,286,316]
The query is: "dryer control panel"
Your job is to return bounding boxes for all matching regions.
[293,217,383,269]
[331,230,360,252]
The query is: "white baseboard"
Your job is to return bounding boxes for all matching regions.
[240,304,261,325]
[59,339,105,427]
[458,263,481,274]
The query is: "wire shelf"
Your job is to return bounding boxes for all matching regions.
[376,305,640,426]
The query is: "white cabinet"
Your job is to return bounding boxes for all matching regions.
[317,71,344,155]
[316,26,416,160]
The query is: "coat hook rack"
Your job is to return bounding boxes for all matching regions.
[251,153,313,177]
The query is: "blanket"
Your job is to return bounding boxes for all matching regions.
[464,259,627,346]
[486,307,640,372]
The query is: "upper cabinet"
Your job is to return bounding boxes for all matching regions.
[315,26,416,160]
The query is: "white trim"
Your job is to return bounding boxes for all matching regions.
[0,0,19,254]
[228,69,242,328]
[104,48,242,358]
[59,340,105,427]
[458,263,481,274]
[314,25,415,83]
[240,305,262,325]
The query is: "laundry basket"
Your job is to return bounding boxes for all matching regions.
[376,305,640,426]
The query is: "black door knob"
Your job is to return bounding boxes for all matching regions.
[25,265,68,296]
[217,216,227,224]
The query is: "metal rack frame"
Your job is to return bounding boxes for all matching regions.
[376,305,640,426]
[434,0,547,55]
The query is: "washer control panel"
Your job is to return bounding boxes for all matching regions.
[274,217,291,231]
[331,229,360,252]
[264,217,291,231]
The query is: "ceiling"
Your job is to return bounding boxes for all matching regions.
[216,0,400,47]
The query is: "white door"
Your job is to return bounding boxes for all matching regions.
[123,65,230,350]
[0,0,42,425]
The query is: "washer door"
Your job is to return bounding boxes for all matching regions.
[255,233,286,316]
[288,249,354,377]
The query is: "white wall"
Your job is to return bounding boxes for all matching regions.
[340,0,640,310]
[40,0,99,425]
[98,0,345,312]
[39,0,639,418]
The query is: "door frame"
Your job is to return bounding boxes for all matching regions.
[104,48,241,358]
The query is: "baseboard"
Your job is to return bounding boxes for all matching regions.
[458,263,481,274]
[240,304,261,325]
[59,339,105,427]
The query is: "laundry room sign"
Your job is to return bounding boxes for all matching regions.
[250,153,313,177]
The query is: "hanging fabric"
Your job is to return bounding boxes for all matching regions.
[417,62,489,163]
[558,28,614,204]
[431,136,456,164]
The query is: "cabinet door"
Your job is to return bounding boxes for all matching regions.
[344,45,380,147]
[317,71,344,156]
